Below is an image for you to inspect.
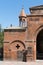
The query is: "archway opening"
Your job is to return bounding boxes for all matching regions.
[36,29,43,59]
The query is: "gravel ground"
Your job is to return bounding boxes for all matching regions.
[0,60,43,65]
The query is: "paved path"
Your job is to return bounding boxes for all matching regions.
[0,60,43,65]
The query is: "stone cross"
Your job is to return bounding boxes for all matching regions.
[16,44,20,49]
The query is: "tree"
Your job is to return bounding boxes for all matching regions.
[0,24,4,48]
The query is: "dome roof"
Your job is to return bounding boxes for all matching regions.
[19,8,26,17]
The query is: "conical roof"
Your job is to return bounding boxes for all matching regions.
[19,8,26,17]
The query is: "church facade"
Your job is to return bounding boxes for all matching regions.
[4,5,43,62]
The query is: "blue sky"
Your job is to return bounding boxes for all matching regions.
[0,0,43,28]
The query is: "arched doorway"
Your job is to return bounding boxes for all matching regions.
[10,40,26,61]
[36,29,43,59]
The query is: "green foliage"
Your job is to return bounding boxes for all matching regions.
[0,24,4,48]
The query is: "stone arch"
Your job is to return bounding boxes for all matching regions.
[9,40,26,61]
[10,40,26,51]
[34,25,43,41]
[10,40,25,48]
[34,25,43,59]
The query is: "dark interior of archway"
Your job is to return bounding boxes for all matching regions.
[36,29,43,59]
